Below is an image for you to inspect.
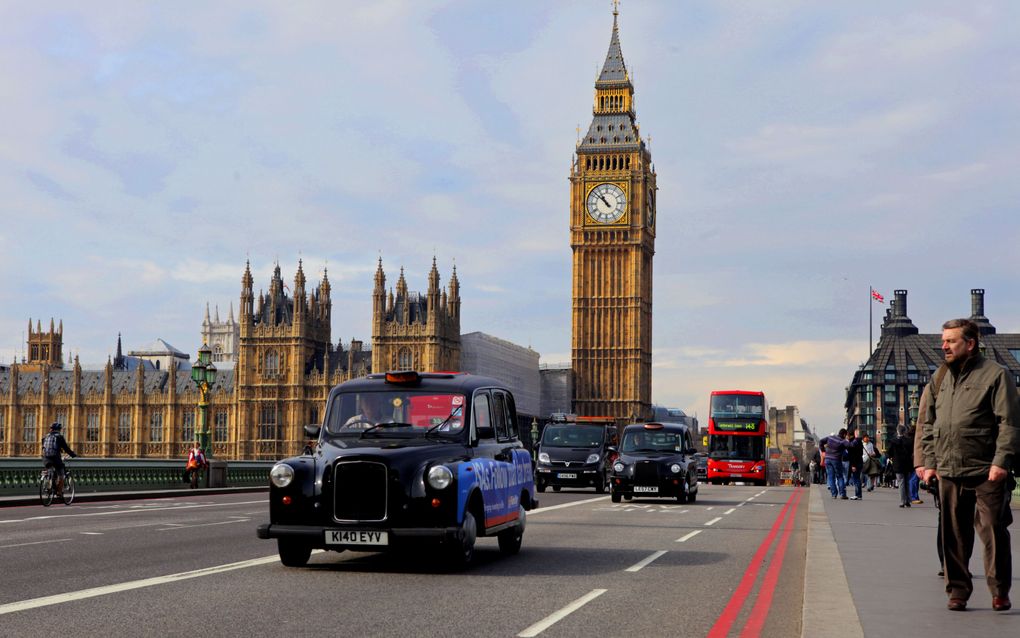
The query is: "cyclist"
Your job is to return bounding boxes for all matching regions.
[42,422,77,496]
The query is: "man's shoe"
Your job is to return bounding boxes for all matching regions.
[899,504,905,508]
[905,502,911,507]
[992,596,1011,611]
[911,499,923,504]
[937,569,944,576]
[947,599,967,611]
[840,495,848,500]
[849,496,859,500]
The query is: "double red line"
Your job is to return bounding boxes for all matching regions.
[707,488,804,638]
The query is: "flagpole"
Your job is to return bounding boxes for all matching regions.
[869,286,873,359]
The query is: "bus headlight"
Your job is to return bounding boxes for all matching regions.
[670,463,682,474]
[427,465,453,490]
[270,463,294,488]
[586,454,600,464]
[613,462,625,473]
[538,452,550,464]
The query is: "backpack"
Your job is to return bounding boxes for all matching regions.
[42,433,60,458]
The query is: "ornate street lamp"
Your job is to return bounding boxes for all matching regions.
[908,388,919,428]
[190,343,217,458]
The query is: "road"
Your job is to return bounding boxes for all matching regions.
[0,485,808,637]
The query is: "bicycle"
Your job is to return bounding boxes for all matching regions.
[39,457,75,506]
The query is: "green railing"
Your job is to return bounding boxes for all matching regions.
[0,459,273,497]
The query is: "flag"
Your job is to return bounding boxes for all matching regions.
[871,289,884,303]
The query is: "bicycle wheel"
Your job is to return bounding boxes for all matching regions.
[61,473,75,505]
[39,472,54,507]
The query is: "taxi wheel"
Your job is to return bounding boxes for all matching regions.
[552,486,561,492]
[623,494,632,501]
[610,490,621,503]
[277,539,312,567]
[688,486,698,504]
[676,488,689,505]
[448,511,477,568]
[498,505,526,555]
[595,474,607,494]
[537,482,546,493]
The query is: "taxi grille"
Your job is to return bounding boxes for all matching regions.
[634,461,660,485]
[333,461,387,522]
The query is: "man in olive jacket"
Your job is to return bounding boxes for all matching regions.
[921,318,1020,612]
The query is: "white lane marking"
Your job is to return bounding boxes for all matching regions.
[679,509,689,514]
[0,500,265,524]
[529,496,607,515]
[676,530,702,543]
[0,554,286,615]
[0,538,72,549]
[156,519,250,532]
[625,550,667,573]
[705,506,714,510]
[737,503,745,507]
[724,508,736,515]
[705,517,722,526]
[80,532,103,535]
[517,589,607,637]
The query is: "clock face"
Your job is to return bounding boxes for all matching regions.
[586,183,627,224]
[646,187,655,227]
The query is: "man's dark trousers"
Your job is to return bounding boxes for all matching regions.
[938,475,1013,600]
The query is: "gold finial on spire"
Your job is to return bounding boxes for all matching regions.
[613,0,620,18]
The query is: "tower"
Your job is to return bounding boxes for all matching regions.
[570,5,656,421]
[24,318,64,372]
[371,258,460,373]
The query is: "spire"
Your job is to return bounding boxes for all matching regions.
[449,263,460,300]
[116,333,123,360]
[397,266,408,298]
[228,301,234,323]
[597,2,628,85]
[242,260,253,290]
[204,302,211,326]
[214,305,220,323]
[374,257,385,291]
[321,266,331,296]
[428,256,440,294]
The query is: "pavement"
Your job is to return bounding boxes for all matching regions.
[0,485,267,507]
[803,481,1018,637]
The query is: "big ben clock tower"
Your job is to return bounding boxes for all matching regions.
[570,4,655,421]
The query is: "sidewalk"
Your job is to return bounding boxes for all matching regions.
[0,485,267,508]
[803,482,1017,637]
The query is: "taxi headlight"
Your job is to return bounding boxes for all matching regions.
[270,463,294,488]
[538,452,550,464]
[586,454,601,464]
[670,463,682,474]
[427,465,453,490]
[613,462,625,473]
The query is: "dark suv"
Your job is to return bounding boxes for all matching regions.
[610,422,700,504]
[256,371,538,569]
[534,422,617,493]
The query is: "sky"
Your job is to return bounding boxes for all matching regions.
[2,1,1019,431]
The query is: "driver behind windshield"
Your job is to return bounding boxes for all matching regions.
[344,395,390,429]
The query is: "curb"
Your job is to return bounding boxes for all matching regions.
[802,485,863,638]
[0,485,268,508]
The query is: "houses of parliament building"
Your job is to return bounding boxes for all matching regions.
[0,258,460,460]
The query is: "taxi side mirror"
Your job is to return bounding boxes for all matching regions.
[607,446,618,454]
[304,424,321,439]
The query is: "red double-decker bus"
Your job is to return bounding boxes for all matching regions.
[706,390,768,486]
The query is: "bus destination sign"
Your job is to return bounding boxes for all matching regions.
[714,421,760,432]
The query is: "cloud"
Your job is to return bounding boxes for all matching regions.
[819,14,977,71]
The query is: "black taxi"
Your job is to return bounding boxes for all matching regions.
[609,422,700,504]
[256,371,538,568]
[534,420,617,493]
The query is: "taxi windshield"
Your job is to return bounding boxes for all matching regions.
[540,424,605,448]
[325,391,466,437]
[621,430,682,453]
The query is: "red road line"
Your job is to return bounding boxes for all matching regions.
[739,487,804,637]
[706,489,797,638]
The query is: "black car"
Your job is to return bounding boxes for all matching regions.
[695,453,708,480]
[609,422,700,504]
[256,371,538,568]
[535,422,617,493]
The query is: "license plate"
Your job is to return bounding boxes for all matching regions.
[634,486,658,493]
[558,473,577,479]
[730,473,742,477]
[325,530,388,546]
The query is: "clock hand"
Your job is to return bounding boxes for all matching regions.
[597,193,611,207]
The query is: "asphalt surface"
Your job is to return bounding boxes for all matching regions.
[0,485,808,637]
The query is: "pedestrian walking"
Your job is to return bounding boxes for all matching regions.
[889,426,914,507]
[862,434,882,491]
[920,318,1020,613]
[847,429,864,499]
[822,429,849,499]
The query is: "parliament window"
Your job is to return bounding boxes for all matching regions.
[265,351,279,378]
[118,412,131,442]
[182,411,195,442]
[215,411,228,443]
[86,412,100,442]
[398,347,412,369]
[149,412,163,443]
[259,406,277,440]
[23,411,36,442]
[0,409,5,442]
